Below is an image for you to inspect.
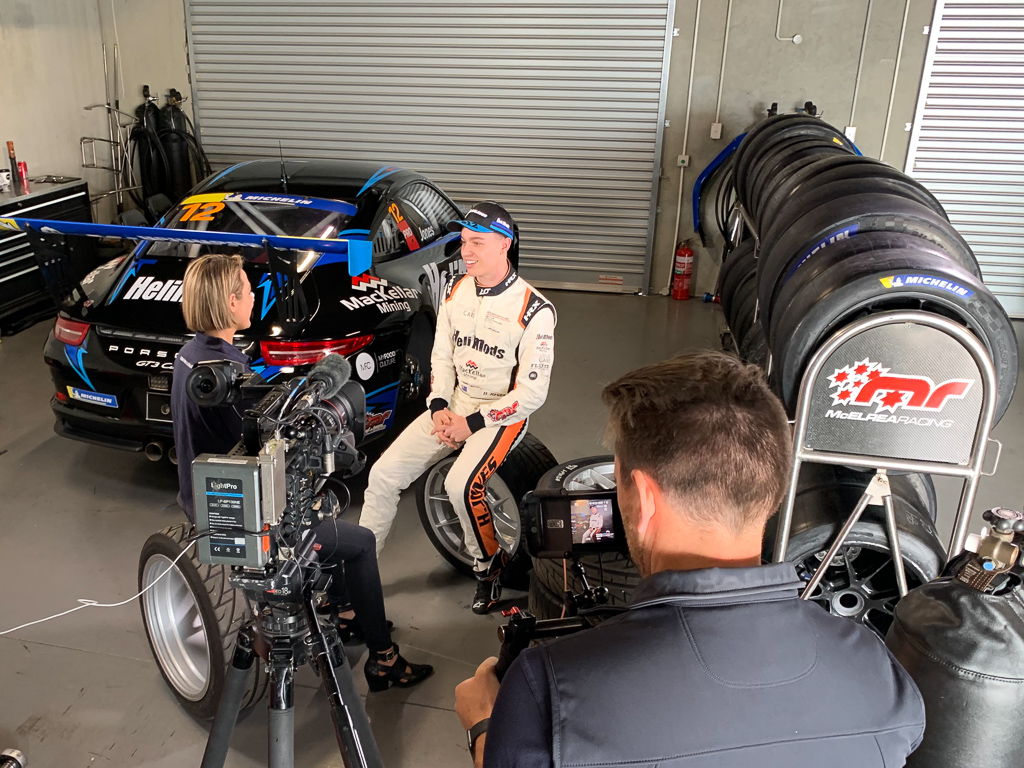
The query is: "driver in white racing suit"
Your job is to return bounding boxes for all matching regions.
[359,202,556,613]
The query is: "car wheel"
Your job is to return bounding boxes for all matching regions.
[138,523,268,720]
[415,433,557,589]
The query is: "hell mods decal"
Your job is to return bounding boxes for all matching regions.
[804,323,984,466]
[825,359,973,428]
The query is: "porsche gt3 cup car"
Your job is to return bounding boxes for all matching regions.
[36,159,475,459]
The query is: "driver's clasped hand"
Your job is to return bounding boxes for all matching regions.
[431,407,471,448]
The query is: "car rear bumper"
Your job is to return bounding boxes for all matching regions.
[51,398,173,452]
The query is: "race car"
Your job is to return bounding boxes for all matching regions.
[34,159,483,460]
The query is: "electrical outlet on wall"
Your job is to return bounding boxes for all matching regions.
[710,122,723,140]
[844,126,857,142]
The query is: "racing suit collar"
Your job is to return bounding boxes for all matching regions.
[629,563,804,610]
[475,266,518,297]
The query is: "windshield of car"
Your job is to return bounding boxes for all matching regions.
[145,192,358,272]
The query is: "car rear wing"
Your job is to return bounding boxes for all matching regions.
[0,216,373,277]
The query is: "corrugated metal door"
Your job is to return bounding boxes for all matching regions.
[185,0,675,292]
[905,0,1024,317]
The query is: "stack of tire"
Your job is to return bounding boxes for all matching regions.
[531,115,1019,634]
[718,113,1018,419]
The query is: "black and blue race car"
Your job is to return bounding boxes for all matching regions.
[36,159,478,460]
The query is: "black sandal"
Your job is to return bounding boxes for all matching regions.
[364,645,434,692]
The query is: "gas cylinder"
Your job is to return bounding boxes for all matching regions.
[886,508,1024,766]
[671,241,694,300]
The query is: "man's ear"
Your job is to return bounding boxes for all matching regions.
[630,468,660,540]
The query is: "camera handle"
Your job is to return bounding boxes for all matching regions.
[494,557,620,680]
[564,556,610,614]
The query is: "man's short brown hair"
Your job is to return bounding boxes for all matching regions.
[182,253,245,333]
[602,352,792,531]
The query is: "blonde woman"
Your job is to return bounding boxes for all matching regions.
[171,253,432,690]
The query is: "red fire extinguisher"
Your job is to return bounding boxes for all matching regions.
[671,241,694,300]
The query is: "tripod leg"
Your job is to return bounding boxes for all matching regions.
[268,663,295,768]
[201,623,257,768]
[314,643,384,768]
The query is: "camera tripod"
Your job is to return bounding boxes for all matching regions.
[200,585,383,768]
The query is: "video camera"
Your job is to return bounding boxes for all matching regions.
[185,352,384,768]
[495,459,631,678]
[188,353,365,581]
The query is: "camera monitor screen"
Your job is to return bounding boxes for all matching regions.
[570,498,616,545]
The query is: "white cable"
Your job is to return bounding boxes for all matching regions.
[714,0,734,124]
[0,539,197,636]
[879,0,912,162]
[775,0,802,44]
[849,0,874,127]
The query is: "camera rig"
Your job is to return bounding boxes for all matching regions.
[186,354,383,768]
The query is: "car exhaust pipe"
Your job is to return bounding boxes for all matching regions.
[168,445,178,466]
[144,441,165,462]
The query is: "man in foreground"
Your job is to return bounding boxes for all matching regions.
[456,352,924,766]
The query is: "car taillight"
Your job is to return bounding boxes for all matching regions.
[54,316,90,346]
[259,336,374,367]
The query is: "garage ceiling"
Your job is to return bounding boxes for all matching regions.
[185,0,676,292]
[905,0,1024,318]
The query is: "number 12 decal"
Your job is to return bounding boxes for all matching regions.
[179,202,225,222]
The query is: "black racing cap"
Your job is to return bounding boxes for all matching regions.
[446,201,515,239]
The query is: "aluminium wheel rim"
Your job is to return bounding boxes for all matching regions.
[561,461,617,492]
[797,543,927,638]
[141,553,211,701]
[422,457,521,568]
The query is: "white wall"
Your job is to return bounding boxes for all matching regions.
[0,0,191,223]
[0,1,109,210]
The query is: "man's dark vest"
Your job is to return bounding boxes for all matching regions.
[542,564,923,768]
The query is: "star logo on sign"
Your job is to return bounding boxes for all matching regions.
[830,387,857,406]
[878,390,906,413]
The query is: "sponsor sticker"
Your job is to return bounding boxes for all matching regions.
[67,386,119,409]
[376,350,399,369]
[878,274,974,298]
[341,277,417,315]
[355,352,375,380]
[487,401,519,422]
[528,371,539,380]
[365,409,394,436]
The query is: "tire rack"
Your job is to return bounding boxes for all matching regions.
[770,311,1002,598]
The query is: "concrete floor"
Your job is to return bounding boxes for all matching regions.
[0,293,1020,767]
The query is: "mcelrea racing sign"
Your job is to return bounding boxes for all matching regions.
[804,322,984,465]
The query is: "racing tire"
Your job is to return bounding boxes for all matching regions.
[766,230,969,348]
[757,193,981,322]
[734,115,855,209]
[138,523,268,720]
[416,433,557,590]
[772,251,1017,419]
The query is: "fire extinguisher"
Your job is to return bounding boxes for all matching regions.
[671,241,694,300]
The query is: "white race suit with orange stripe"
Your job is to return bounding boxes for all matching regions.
[358,268,556,567]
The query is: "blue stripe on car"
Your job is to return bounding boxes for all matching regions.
[64,341,95,389]
[357,166,400,197]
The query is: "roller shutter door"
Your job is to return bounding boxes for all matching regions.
[185,0,675,292]
[905,0,1024,317]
